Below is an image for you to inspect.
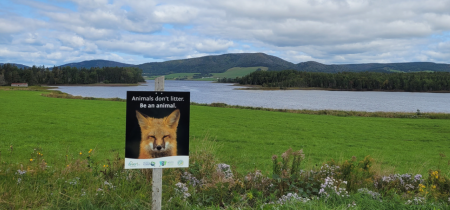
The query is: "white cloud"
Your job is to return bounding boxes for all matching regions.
[1,0,450,66]
[195,39,233,53]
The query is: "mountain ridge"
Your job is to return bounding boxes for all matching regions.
[2,53,450,74]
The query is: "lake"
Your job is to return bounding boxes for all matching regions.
[50,80,450,113]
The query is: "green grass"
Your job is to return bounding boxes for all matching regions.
[1,89,450,177]
[210,66,267,79]
[145,66,267,81]
[190,106,450,176]
[2,89,450,209]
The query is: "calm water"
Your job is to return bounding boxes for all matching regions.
[50,80,450,113]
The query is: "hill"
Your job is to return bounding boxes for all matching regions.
[59,59,134,69]
[0,63,29,69]
[340,62,450,72]
[3,53,450,76]
[135,53,297,75]
[136,53,450,75]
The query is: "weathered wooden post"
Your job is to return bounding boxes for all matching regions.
[152,76,164,210]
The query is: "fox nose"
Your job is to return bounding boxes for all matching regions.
[156,145,162,150]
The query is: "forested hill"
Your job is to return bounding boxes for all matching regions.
[2,53,450,76]
[59,59,134,68]
[0,64,144,85]
[234,70,450,92]
[135,53,297,75]
[0,63,29,69]
[136,53,450,75]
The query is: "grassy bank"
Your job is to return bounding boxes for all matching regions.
[1,88,450,209]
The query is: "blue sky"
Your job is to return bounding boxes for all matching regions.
[1,0,450,67]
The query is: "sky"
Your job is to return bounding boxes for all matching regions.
[1,0,450,67]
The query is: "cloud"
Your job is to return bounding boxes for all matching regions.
[1,0,450,66]
[195,39,233,53]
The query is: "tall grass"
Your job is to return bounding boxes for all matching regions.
[1,138,450,209]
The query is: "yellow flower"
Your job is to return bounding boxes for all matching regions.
[30,159,33,162]
[79,152,82,155]
[432,185,436,189]
[103,165,106,167]
[67,165,69,167]
[247,193,253,200]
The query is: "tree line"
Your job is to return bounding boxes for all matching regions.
[219,70,450,92]
[0,64,145,85]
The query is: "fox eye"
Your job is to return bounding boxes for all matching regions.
[148,136,156,140]
[163,135,169,139]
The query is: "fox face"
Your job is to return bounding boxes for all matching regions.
[136,109,180,159]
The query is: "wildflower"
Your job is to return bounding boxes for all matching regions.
[431,171,439,179]
[347,201,356,208]
[247,192,254,200]
[272,155,278,161]
[432,185,436,189]
[175,182,191,199]
[414,174,422,182]
[30,159,33,162]
[16,169,27,175]
[276,193,310,205]
[88,149,92,153]
[418,184,425,192]
[79,152,82,155]
[281,152,288,160]
[216,163,233,179]
[181,172,202,187]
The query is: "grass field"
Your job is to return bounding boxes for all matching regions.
[2,88,450,209]
[210,66,268,79]
[145,66,267,81]
[1,89,450,176]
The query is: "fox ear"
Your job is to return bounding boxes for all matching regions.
[136,110,151,128]
[164,109,180,129]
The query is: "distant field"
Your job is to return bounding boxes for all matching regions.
[211,66,268,79]
[1,89,450,176]
[145,66,268,81]
[385,68,435,73]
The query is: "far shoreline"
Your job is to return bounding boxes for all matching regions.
[43,82,145,87]
[231,83,450,93]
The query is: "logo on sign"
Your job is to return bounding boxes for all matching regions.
[151,161,155,166]
[177,160,184,166]
[160,161,167,166]
[128,161,139,167]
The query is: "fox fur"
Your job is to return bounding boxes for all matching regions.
[136,109,180,159]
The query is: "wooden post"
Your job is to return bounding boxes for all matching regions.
[152,76,164,210]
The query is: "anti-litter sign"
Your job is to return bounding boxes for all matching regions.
[125,91,190,169]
